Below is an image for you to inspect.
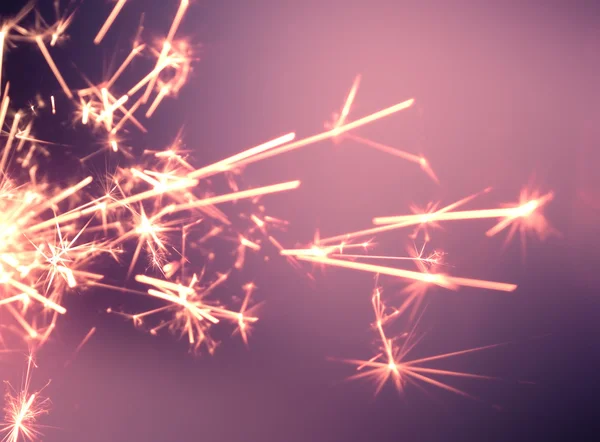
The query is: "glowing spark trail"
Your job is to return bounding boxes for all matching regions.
[106,43,145,89]
[231,98,416,169]
[373,193,553,227]
[35,36,73,99]
[0,30,5,92]
[94,0,127,45]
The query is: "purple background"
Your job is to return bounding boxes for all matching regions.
[1,1,600,441]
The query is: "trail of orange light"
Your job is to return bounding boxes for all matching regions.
[485,191,554,238]
[97,93,129,123]
[0,31,5,93]
[18,176,94,229]
[81,100,90,124]
[143,0,189,102]
[110,94,145,134]
[26,176,198,233]
[0,294,28,307]
[328,253,440,264]
[5,304,38,339]
[106,43,145,89]
[343,133,439,184]
[160,180,301,218]
[0,86,9,132]
[15,121,32,153]
[104,90,146,131]
[6,278,66,314]
[74,327,96,354]
[0,112,20,174]
[188,132,296,179]
[373,193,553,226]
[94,0,127,45]
[290,254,517,292]
[279,241,372,258]
[334,74,361,129]
[126,59,172,96]
[348,133,420,162]
[35,36,73,99]
[101,88,111,130]
[319,221,415,245]
[232,98,415,168]
[318,189,492,245]
[145,85,169,117]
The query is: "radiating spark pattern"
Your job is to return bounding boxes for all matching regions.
[0,1,555,438]
[2,354,50,442]
[335,287,502,398]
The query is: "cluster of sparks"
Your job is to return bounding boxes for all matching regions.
[2,354,49,442]
[0,1,555,440]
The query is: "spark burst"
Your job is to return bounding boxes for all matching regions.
[335,287,502,399]
[2,354,50,442]
[0,0,555,438]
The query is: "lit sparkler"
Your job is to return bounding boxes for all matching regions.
[0,0,556,435]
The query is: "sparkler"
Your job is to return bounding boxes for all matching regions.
[0,1,556,438]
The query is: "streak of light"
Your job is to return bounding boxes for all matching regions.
[232,98,415,169]
[143,0,189,102]
[94,0,128,45]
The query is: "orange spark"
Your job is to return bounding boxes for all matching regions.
[287,253,517,293]
[35,36,72,99]
[143,0,189,102]
[106,43,145,89]
[1,354,50,442]
[145,85,169,118]
[232,98,415,169]
[94,0,128,45]
[0,30,5,93]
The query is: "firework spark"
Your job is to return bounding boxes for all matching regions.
[335,287,503,399]
[1,354,50,442]
[94,0,128,45]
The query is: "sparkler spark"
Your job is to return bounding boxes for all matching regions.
[335,288,503,399]
[0,1,556,437]
[1,354,50,442]
[94,0,127,45]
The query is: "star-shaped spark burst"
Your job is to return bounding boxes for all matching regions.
[339,288,500,399]
[1,354,50,442]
